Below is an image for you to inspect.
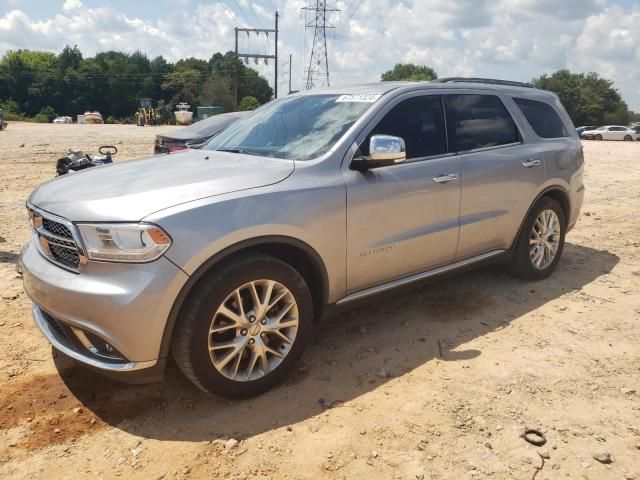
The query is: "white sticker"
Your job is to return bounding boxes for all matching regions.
[336,94,382,103]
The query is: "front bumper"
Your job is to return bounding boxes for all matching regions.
[21,240,189,375]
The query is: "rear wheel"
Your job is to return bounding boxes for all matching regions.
[172,254,313,398]
[509,197,566,280]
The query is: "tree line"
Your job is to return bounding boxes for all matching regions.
[1,49,637,126]
[0,45,272,123]
[381,63,637,126]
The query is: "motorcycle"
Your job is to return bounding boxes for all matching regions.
[55,145,117,176]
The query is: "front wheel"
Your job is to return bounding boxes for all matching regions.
[594,134,602,141]
[624,135,632,141]
[172,254,313,398]
[509,197,566,280]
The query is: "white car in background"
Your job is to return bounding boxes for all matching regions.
[580,125,637,141]
[53,116,73,124]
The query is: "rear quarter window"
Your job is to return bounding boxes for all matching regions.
[513,97,568,139]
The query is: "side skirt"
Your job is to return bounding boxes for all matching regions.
[335,249,506,306]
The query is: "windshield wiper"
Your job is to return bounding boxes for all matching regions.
[216,148,245,154]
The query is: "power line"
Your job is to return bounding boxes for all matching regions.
[227,0,253,25]
[335,0,363,37]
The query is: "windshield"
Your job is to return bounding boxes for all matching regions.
[204,94,375,160]
[596,126,607,130]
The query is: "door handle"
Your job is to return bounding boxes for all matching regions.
[433,173,458,183]
[522,159,542,168]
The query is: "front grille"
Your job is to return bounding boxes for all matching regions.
[49,243,80,268]
[30,208,84,272]
[40,232,76,248]
[42,218,73,238]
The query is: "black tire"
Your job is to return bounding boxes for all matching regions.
[171,254,313,398]
[624,135,632,141]
[595,134,602,141]
[509,196,566,280]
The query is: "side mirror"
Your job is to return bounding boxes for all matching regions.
[351,135,407,170]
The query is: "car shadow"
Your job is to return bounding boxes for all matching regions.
[55,242,618,443]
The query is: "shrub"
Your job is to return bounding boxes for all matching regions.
[0,99,26,120]
[238,96,260,111]
[33,106,58,123]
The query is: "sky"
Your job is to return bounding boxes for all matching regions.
[0,0,639,111]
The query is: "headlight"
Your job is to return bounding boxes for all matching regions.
[77,223,171,263]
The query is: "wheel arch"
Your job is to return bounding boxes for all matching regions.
[158,235,329,360]
[510,185,571,251]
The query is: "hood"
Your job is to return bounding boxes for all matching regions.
[29,150,294,221]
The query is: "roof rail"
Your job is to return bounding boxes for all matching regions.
[432,77,539,89]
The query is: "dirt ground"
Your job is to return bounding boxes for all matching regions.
[0,122,639,480]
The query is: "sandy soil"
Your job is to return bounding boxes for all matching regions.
[0,122,639,480]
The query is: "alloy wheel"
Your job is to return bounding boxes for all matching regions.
[208,279,299,381]
[529,209,561,270]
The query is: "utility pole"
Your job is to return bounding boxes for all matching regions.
[302,1,339,90]
[234,12,279,110]
[234,27,238,110]
[274,11,278,99]
[289,54,292,94]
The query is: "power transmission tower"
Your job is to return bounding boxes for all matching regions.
[302,1,339,90]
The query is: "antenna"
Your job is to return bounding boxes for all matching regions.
[302,1,339,90]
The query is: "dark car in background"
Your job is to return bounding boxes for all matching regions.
[154,111,248,154]
[576,125,598,137]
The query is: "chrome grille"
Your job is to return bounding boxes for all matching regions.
[42,218,73,238]
[29,207,85,272]
[48,243,80,268]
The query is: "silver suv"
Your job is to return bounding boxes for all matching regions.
[22,78,584,397]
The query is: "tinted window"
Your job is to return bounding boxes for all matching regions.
[513,98,568,139]
[364,95,447,159]
[444,94,520,152]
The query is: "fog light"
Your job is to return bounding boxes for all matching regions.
[76,329,126,361]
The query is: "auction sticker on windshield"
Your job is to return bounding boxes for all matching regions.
[336,94,382,103]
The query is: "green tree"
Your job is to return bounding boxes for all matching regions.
[381,63,438,82]
[199,76,234,113]
[238,96,260,111]
[533,70,630,126]
[162,68,205,108]
[209,51,273,104]
[0,46,274,120]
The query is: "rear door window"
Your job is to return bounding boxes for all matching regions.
[513,98,569,139]
[444,94,520,152]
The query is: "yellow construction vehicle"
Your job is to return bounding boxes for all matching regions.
[135,98,159,126]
